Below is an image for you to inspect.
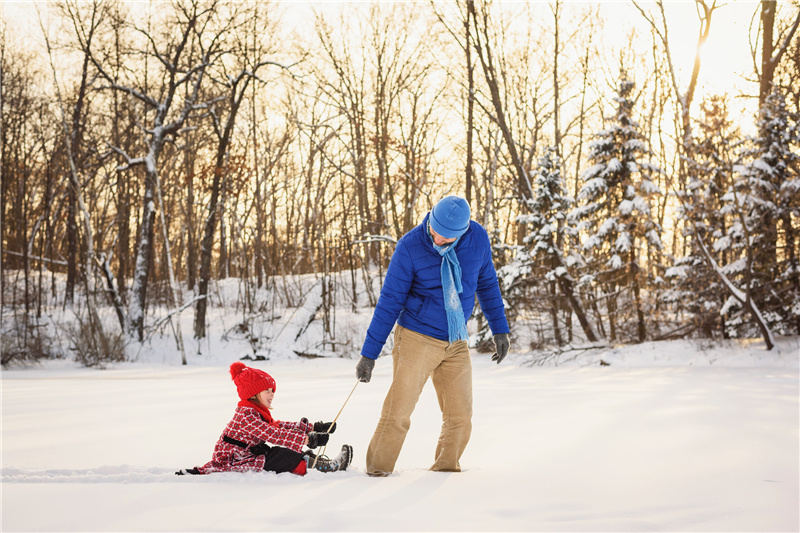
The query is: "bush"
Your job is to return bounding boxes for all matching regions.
[1,316,63,367]
[65,312,127,368]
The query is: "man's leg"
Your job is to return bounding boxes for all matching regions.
[366,326,445,476]
[430,339,472,472]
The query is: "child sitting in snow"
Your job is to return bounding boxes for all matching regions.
[176,362,352,476]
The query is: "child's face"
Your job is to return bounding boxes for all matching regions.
[256,388,274,408]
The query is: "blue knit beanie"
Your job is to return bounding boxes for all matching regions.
[430,196,471,239]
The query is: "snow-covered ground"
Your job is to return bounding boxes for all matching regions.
[2,333,798,532]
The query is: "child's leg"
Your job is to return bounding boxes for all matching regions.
[262,446,307,475]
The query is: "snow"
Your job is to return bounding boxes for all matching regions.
[2,335,797,532]
[645,229,662,248]
[618,199,634,215]
[665,265,689,279]
[615,233,631,253]
[712,235,732,252]
[640,178,662,195]
[632,196,651,215]
[752,158,775,176]
[2,273,799,532]
[607,157,622,173]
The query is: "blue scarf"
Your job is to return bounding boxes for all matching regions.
[430,227,469,343]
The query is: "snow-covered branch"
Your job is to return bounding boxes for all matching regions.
[353,234,398,245]
[695,233,775,350]
[106,144,145,171]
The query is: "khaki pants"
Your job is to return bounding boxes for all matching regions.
[366,325,472,475]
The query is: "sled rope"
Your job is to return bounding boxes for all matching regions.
[311,380,359,469]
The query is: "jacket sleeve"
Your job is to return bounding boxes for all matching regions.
[236,409,308,453]
[275,418,313,434]
[361,240,415,359]
[475,233,510,335]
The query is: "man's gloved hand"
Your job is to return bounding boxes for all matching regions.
[491,333,510,364]
[356,356,375,383]
[314,421,337,434]
[306,432,330,449]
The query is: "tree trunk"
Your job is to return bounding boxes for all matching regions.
[465,3,475,205]
[549,279,563,345]
[549,236,599,342]
[696,235,775,350]
[630,248,646,342]
[184,135,197,291]
[607,283,617,342]
[65,182,78,305]
[127,162,158,341]
[555,270,599,343]
[760,1,777,106]
[195,163,225,340]
[99,253,126,331]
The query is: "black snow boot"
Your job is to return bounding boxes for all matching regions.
[307,444,353,473]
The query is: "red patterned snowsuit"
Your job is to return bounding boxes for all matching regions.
[197,401,312,474]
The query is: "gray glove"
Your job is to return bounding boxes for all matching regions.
[491,333,510,364]
[356,356,375,383]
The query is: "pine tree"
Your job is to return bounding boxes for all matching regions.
[569,77,662,342]
[495,147,600,347]
[727,90,800,335]
[516,147,597,344]
[666,96,740,338]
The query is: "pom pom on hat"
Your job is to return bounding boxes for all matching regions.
[430,196,471,239]
[229,362,276,400]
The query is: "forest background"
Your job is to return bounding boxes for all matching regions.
[1,0,799,367]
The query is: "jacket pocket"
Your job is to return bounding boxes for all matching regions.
[404,294,424,316]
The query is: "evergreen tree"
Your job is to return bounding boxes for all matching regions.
[666,96,740,338]
[726,90,800,335]
[496,146,599,347]
[569,77,662,342]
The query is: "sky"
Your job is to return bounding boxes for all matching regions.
[642,1,761,101]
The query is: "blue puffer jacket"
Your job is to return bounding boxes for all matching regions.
[361,213,509,359]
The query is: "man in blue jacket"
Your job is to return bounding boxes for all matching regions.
[355,195,510,476]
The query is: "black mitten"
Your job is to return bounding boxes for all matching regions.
[249,442,270,456]
[314,421,337,434]
[306,431,330,449]
[175,468,201,475]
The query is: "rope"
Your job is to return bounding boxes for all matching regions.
[311,380,359,469]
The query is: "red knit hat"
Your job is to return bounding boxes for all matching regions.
[229,362,276,400]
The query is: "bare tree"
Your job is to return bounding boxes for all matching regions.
[194,1,295,340]
[633,0,721,269]
[43,1,104,310]
[314,12,371,251]
[634,1,720,154]
[84,0,228,341]
[467,0,534,203]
